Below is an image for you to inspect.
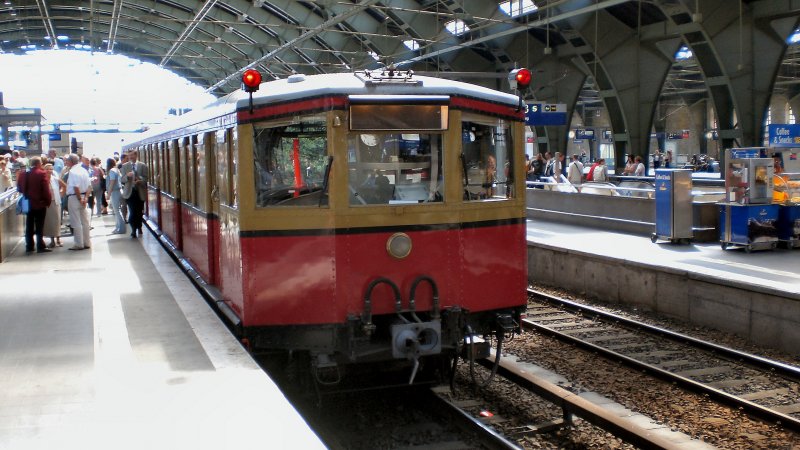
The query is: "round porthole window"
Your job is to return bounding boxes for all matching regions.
[386,233,412,259]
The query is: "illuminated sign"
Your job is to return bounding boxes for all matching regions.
[524,103,567,126]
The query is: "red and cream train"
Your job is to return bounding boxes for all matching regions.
[125,68,528,384]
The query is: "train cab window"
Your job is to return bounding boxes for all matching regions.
[252,115,329,207]
[348,133,443,206]
[461,114,514,201]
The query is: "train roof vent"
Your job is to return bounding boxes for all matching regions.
[287,73,306,83]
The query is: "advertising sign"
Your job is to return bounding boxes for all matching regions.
[768,124,800,147]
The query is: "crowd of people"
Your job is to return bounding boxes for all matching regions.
[524,149,688,187]
[7,149,148,254]
[524,150,608,187]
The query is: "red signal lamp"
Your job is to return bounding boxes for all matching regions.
[242,69,262,93]
[508,68,532,90]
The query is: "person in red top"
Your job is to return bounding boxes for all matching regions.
[19,156,53,253]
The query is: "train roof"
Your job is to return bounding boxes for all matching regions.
[128,71,520,145]
[242,71,520,109]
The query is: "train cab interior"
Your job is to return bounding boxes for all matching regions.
[347,132,443,206]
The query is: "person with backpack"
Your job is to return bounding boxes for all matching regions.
[567,154,584,185]
[586,160,600,182]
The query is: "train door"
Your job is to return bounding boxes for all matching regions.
[210,128,242,308]
[170,138,183,250]
[207,131,221,287]
[147,143,162,228]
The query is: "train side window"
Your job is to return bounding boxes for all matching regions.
[347,133,443,206]
[461,114,514,201]
[252,115,328,207]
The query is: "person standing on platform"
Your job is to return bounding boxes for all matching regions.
[65,154,92,250]
[622,155,635,176]
[567,154,584,185]
[105,158,126,234]
[43,163,64,248]
[633,156,646,176]
[118,153,129,222]
[19,157,53,254]
[592,158,608,182]
[120,150,149,238]
[0,157,11,192]
[48,150,64,176]
[653,149,662,170]
[664,150,673,169]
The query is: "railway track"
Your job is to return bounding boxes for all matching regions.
[526,288,800,433]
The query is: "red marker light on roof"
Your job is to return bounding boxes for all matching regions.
[242,69,262,93]
[509,68,532,90]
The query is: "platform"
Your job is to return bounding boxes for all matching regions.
[527,220,800,354]
[0,216,325,449]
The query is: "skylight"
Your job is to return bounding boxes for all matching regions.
[499,0,538,17]
[789,29,800,44]
[403,39,420,51]
[675,45,693,60]
[444,19,470,36]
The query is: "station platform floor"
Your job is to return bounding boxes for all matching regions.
[526,220,800,297]
[0,216,325,449]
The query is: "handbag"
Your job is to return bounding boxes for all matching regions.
[16,169,30,215]
[16,195,29,215]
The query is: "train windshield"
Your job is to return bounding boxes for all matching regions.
[461,114,514,201]
[348,133,443,206]
[252,115,329,207]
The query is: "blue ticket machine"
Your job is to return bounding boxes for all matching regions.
[652,169,693,244]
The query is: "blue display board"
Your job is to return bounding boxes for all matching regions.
[729,147,763,159]
[575,129,594,140]
[768,124,800,147]
[524,103,567,126]
[654,170,673,238]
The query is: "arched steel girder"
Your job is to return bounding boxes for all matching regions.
[638,0,800,154]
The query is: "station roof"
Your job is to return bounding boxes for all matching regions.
[2,0,794,125]
[0,0,717,95]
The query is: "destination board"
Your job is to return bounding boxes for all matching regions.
[524,103,567,126]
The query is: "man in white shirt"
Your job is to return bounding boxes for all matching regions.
[65,154,92,250]
[567,154,584,185]
[633,156,646,176]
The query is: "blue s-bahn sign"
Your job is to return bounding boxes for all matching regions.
[524,103,567,126]
[768,124,800,147]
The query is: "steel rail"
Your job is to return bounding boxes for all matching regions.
[426,389,522,450]
[525,289,800,432]
[477,356,682,450]
[529,288,800,383]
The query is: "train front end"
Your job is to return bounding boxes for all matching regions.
[234,70,528,384]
